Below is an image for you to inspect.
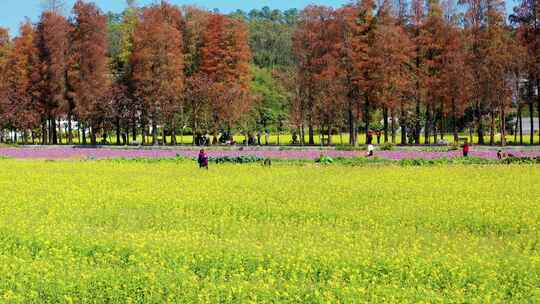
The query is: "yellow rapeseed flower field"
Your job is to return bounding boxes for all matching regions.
[0,159,539,303]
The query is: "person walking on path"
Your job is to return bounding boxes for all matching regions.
[367,144,375,157]
[462,140,470,157]
[198,149,209,169]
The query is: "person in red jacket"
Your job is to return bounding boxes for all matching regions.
[463,140,470,157]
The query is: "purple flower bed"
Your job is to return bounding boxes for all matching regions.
[1,147,540,160]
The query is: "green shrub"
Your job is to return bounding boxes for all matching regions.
[399,157,494,167]
[379,143,395,151]
[501,157,540,165]
[315,155,334,164]
[209,155,264,164]
[335,145,367,151]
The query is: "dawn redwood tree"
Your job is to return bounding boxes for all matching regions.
[370,3,415,144]
[70,0,110,145]
[0,28,11,142]
[461,0,489,144]
[438,22,473,142]
[511,0,540,145]
[410,0,426,144]
[129,2,184,145]
[200,13,252,135]
[182,6,210,78]
[335,0,376,146]
[483,0,513,145]
[35,11,70,144]
[417,0,448,144]
[311,13,346,145]
[506,30,529,144]
[3,21,41,144]
[293,6,336,145]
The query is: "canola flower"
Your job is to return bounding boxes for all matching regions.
[0,160,539,302]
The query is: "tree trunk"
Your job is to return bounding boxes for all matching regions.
[58,120,63,144]
[500,103,506,146]
[52,117,58,145]
[300,125,305,146]
[383,107,389,143]
[348,102,358,146]
[529,101,534,145]
[400,103,406,145]
[364,95,370,144]
[518,103,523,145]
[452,98,459,143]
[41,120,47,145]
[161,125,167,146]
[415,98,421,144]
[172,122,177,145]
[391,109,396,144]
[152,120,158,146]
[327,127,332,146]
[48,117,53,144]
[142,120,148,145]
[490,109,495,146]
[124,126,129,145]
[425,106,431,145]
[537,81,540,145]
[116,118,121,145]
[308,123,314,145]
[82,124,87,145]
[90,127,97,145]
[132,122,137,141]
[476,100,484,145]
[67,113,73,145]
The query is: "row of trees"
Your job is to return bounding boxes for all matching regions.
[288,0,538,146]
[0,0,539,146]
[0,0,251,145]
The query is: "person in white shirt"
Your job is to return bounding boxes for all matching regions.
[367,144,374,157]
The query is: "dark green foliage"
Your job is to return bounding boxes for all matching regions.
[232,7,298,68]
[315,155,334,164]
[209,155,265,164]
[399,157,495,166]
[501,157,540,164]
[380,143,395,151]
[250,66,289,132]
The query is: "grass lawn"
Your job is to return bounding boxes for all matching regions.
[0,160,539,302]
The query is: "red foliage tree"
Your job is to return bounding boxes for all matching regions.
[129,2,185,145]
[439,22,473,142]
[35,11,70,144]
[416,0,449,143]
[199,13,252,134]
[70,0,110,145]
[370,3,415,143]
[0,28,11,142]
[3,21,41,143]
[334,0,377,145]
[293,6,339,145]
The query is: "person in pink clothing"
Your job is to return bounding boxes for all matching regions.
[198,149,209,169]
